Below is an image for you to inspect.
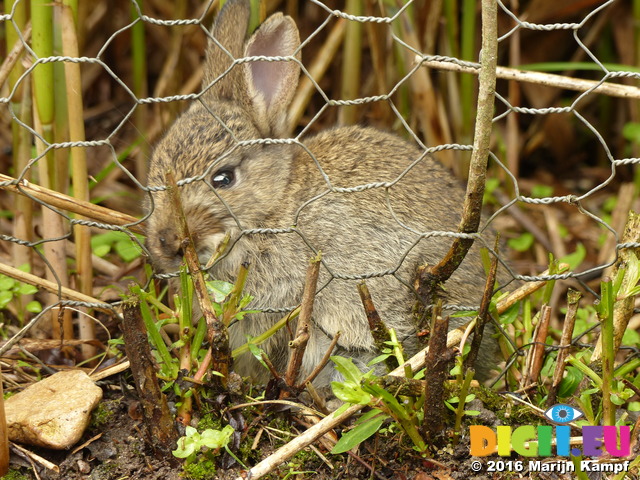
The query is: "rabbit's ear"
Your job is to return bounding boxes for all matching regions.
[202,0,251,101]
[241,13,301,137]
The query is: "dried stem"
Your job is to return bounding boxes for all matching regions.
[495,263,569,314]
[299,331,341,388]
[122,295,179,464]
[165,171,230,391]
[522,304,551,389]
[414,0,497,328]
[0,23,31,90]
[418,57,640,100]
[288,19,346,129]
[282,255,321,396]
[237,323,468,480]
[0,173,142,234]
[466,238,499,370]
[548,289,582,406]
[357,281,394,371]
[0,371,7,476]
[0,261,106,308]
[261,352,281,381]
[62,1,95,360]
[422,312,450,444]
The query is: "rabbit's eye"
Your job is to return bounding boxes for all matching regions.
[211,170,235,189]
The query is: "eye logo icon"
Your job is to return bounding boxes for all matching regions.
[544,404,584,424]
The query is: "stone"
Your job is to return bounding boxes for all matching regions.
[6,370,103,449]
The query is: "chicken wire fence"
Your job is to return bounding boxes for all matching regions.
[0,0,638,349]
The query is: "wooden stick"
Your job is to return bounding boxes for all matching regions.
[0,261,108,308]
[0,173,142,234]
[122,296,179,463]
[548,289,581,406]
[282,255,321,394]
[418,57,640,100]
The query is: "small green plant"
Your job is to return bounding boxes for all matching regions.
[172,424,235,462]
[281,462,316,479]
[91,231,144,262]
[0,264,42,324]
[565,252,640,426]
[329,352,427,454]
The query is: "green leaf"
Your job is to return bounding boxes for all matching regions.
[17,283,38,295]
[115,239,142,262]
[355,408,385,425]
[367,353,391,366]
[331,381,371,405]
[238,294,254,309]
[0,275,15,291]
[199,425,234,449]
[333,402,352,417]
[247,342,269,369]
[26,300,42,313]
[622,327,640,346]
[331,356,365,384]
[0,290,13,308]
[531,184,553,198]
[610,393,626,406]
[206,280,233,303]
[628,401,640,412]
[499,302,520,325]
[93,244,111,257]
[331,415,385,454]
[172,426,199,458]
[508,232,534,252]
[623,122,640,142]
[558,366,583,397]
[559,243,586,271]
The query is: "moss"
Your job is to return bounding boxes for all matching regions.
[90,397,121,429]
[2,468,32,480]
[182,458,217,479]
[470,384,541,425]
[196,413,224,431]
[89,461,120,480]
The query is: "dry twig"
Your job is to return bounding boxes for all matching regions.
[419,57,640,100]
[165,171,230,390]
[414,0,498,329]
[548,289,582,406]
[0,173,142,234]
[282,255,321,396]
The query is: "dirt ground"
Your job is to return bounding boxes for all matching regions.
[7,380,519,480]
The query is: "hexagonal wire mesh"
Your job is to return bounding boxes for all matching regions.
[0,0,639,373]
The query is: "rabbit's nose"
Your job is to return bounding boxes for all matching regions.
[157,228,182,259]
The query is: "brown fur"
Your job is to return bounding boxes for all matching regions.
[146,0,503,386]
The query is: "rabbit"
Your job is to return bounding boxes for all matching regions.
[145,0,504,388]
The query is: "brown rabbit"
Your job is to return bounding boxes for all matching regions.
[146,0,503,386]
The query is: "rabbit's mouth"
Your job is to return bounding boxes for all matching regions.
[149,217,234,272]
[196,231,230,265]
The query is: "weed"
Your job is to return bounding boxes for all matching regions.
[0,264,42,324]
